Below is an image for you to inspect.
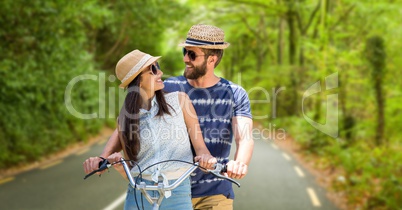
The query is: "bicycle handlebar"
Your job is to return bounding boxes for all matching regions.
[84,158,240,187]
[84,158,240,209]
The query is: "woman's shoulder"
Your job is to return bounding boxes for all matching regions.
[164,91,189,111]
[164,91,182,107]
[164,91,179,98]
[164,91,187,99]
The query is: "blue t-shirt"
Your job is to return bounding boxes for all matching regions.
[164,76,252,199]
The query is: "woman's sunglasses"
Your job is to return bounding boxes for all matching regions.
[182,48,205,61]
[149,62,160,75]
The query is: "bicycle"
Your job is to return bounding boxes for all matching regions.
[84,157,240,210]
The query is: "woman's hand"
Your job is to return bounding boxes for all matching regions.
[194,154,217,170]
[107,152,123,164]
[107,152,127,179]
[83,156,105,174]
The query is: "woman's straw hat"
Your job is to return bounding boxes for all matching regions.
[179,24,230,49]
[115,49,161,88]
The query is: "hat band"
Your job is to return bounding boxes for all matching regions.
[121,54,152,84]
[185,38,224,46]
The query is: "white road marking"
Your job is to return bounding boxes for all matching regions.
[103,192,126,210]
[307,187,321,207]
[0,177,14,185]
[76,147,89,155]
[40,160,62,170]
[294,166,305,177]
[282,152,291,161]
[271,144,278,150]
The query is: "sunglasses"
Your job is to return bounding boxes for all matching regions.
[182,48,205,61]
[149,62,160,75]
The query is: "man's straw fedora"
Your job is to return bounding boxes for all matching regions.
[115,49,161,88]
[179,24,230,49]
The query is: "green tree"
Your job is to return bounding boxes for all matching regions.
[0,0,108,167]
[364,36,386,146]
[90,0,189,74]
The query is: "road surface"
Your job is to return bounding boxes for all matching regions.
[0,129,338,210]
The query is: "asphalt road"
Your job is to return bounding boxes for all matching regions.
[0,139,127,210]
[232,135,338,210]
[0,130,339,210]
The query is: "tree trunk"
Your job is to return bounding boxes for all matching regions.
[278,17,285,65]
[287,10,297,65]
[375,81,385,145]
[364,36,386,145]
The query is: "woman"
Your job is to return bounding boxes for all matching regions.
[108,49,216,209]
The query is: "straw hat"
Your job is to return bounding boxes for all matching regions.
[115,49,161,88]
[179,24,230,49]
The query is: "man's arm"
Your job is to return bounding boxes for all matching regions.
[226,116,254,179]
[83,128,122,174]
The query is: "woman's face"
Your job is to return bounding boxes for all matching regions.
[140,62,164,93]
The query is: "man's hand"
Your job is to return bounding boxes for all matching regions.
[226,160,248,179]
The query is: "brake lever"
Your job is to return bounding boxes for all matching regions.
[83,159,111,180]
[209,164,241,188]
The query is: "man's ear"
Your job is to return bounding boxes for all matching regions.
[209,55,216,64]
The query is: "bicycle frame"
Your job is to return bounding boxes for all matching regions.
[121,157,198,209]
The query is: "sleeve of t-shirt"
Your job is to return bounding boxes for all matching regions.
[163,76,186,93]
[233,85,252,118]
[163,78,177,93]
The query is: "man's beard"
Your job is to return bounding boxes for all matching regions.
[183,60,207,79]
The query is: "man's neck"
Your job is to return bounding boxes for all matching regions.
[187,74,220,88]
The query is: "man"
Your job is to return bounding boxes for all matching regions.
[83,24,254,209]
[164,24,254,209]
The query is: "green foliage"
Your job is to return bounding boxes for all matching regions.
[0,0,401,208]
[91,0,189,74]
[184,0,401,208]
[0,0,108,167]
[0,0,189,168]
[326,144,402,209]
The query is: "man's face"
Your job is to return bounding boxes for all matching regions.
[182,47,207,79]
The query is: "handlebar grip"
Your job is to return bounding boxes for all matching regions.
[98,159,109,170]
[210,163,240,188]
[83,159,110,180]
[213,163,227,173]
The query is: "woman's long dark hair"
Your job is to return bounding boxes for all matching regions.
[118,74,172,162]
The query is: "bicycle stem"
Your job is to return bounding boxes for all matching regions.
[120,158,199,191]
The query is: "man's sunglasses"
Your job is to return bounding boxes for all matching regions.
[149,62,160,75]
[182,48,205,61]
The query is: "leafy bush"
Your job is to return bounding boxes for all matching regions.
[0,0,108,168]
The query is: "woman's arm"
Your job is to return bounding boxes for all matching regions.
[83,129,122,174]
[178,92,216,169]
[107,152,128,180]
